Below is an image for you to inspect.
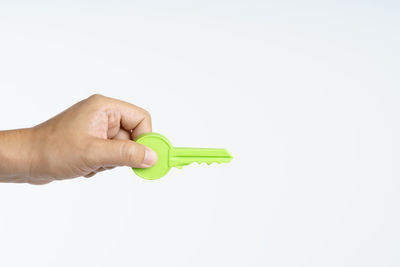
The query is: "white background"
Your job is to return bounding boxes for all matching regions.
[0,1,399,266]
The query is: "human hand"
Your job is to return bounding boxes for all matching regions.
[0,94,158,184]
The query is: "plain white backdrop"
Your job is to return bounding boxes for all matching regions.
[0,1,399,266]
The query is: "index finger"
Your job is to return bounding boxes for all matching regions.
[93,94,152,139]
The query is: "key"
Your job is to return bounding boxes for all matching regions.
[132,133,233,180]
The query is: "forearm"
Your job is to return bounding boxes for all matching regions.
[0,128,34,182]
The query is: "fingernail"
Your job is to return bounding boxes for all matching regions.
[143,147,158,167]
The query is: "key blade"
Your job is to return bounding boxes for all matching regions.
[170,147,233,169]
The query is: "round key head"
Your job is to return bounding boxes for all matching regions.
[132,133,172,180]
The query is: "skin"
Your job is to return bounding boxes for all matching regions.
[0,94,158,185]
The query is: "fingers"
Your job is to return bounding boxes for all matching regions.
[88,94,152,139]
[84,167,115,178]
[112,129,131,140]
[112,99,152,139]
[88,138,158,168]
[84,172,96,178]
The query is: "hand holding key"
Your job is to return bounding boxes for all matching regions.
[132,133,233,179]
[0,94,231,184]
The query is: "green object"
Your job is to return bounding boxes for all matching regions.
[132,133,233,180]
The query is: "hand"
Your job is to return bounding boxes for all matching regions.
[0,94,158,185]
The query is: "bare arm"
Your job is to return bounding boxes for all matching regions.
[0,94,158,185]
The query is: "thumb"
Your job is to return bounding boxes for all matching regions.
[90,139,158,168]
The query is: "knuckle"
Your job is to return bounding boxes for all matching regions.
[141,109,151,120]
[87,93,104,103]
[107,109,120,126]
[144,110,151,118]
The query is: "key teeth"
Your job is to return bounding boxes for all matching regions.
[198,160,231,165]
[196,161,215,165]
[175,161,227,169]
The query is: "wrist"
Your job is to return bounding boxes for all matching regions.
[0,128,37,180]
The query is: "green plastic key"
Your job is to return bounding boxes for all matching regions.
[132,133,233,180]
